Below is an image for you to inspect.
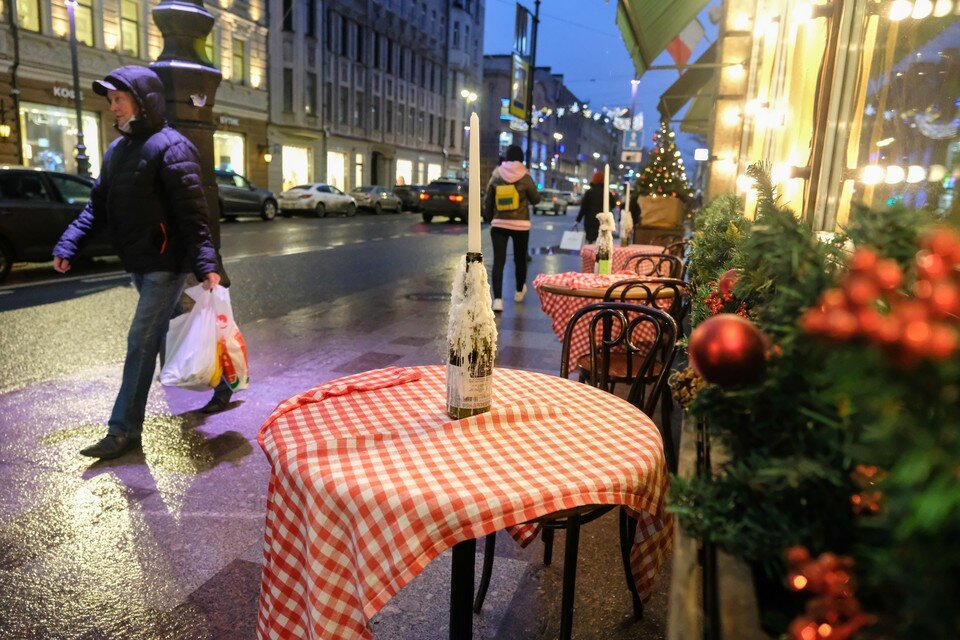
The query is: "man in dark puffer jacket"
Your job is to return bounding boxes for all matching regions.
[53,65,221,460]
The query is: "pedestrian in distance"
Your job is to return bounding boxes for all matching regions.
[483,144,541,313]
[52,65,224,460]
[574,171,607,244]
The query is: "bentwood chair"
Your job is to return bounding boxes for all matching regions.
[663,240,690,260]
[625,252,686,280]
[473,303,678,639]
[652,232,684,247]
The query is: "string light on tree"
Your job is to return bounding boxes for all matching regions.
[636,121,693,201]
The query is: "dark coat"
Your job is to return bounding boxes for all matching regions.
[576,185,605,243]
[53,65,218,280]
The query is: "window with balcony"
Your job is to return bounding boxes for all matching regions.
[120,0,139,56]
[16,0,41,32]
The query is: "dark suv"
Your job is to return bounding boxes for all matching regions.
[214,169,277,221]
[419,179,468,223]
[0,167,114,281]
[392,184,424,212]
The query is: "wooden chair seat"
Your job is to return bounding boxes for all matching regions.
[576,350,663,382]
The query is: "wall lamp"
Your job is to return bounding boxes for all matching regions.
[0,99,12,139]
[259,143,279,163]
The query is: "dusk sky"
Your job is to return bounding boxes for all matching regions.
[482,0,720,166]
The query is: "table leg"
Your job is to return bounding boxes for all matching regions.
[450,538,476,640]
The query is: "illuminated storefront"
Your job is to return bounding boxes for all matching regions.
[282,145,312,191]
[213,131,246,174]
[18,102,102,176]
[396,159,414,185]
[326,151,346,190]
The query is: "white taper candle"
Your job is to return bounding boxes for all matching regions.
[468,112,481,253]
[603,164,609,213]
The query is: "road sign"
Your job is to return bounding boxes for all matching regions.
[622,129,643,151]
[621,151,643,164]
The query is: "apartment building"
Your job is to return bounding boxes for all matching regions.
[266,0,484,193]
[0,0,269,186]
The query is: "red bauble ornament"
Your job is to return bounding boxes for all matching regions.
[718,268,741,297]
[688,314,767,388]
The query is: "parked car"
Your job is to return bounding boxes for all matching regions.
[0,166,114,281]
[419,179,468,223]
[393,184,424,212]
[349,185,402,214]
[214,169,277,221]
[278,183,357,217]
[533,188,569,215]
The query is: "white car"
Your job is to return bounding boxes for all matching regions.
[279,183,357,218]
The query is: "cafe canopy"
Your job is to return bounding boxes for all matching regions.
[615,0,712,76]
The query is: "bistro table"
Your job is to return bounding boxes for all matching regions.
[534,272,675,373]
[257,365,670,640]
[580,243,664,274]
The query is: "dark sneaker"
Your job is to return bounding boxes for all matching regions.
[79,434,141,460]
[199,391,233,414]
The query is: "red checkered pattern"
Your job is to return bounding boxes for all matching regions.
[257,366,670,640]
[534,272,673,373]
[580,244,665,274]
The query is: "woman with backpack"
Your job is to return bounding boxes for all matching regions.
[483,145,541,312]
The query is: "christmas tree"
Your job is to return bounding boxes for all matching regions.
[636,120,692,201]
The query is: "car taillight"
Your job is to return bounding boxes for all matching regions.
[420,193,430,200]
[449,194,464,202]
[299,194,312,199]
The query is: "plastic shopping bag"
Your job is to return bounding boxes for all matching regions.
[211,285,250,391]
[160,284,221,390]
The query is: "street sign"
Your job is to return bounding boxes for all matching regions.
[621,151,643,164]
[622,129,643,151]
[509,54,529,119]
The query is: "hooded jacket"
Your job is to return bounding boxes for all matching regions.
[53,65,218,279]
[483,161,541,222]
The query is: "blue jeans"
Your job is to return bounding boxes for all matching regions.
[108,271,189,437]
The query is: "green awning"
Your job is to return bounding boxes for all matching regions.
[657,40,717,121]
[616,0,711,76]
[679,92,714,136]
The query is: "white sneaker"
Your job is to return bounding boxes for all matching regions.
[492,298,503,312]
[514,285,528,302]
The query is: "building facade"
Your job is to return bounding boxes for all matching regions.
[266,0,485,194]
[0,0,269,186]
[480,54,620,194]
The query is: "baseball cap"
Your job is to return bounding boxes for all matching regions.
[92,78,121,96]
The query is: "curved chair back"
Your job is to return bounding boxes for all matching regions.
[625,252,686,279]
[663,240,689,259]
[604,277,693,338]
[560,301,678,417]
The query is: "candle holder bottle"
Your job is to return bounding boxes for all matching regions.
[446,252,495,419]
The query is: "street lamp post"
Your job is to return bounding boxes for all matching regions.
[552,132,563,189]
[65,0,90,177]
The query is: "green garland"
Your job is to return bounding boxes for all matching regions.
[672,163,959,636]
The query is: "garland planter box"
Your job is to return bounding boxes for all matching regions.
[668,416,768,640]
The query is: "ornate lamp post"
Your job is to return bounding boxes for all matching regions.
[65,0,90,177]
[150,0,223,247]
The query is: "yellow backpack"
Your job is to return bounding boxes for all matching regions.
[495,183,520,211]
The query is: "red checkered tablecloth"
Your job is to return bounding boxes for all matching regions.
[534,272,672,372]
[580,244,665,274]
[257,365,670,640]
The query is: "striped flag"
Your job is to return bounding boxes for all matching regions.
[666,19,706,69]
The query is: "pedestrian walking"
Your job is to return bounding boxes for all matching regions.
[52,65,222,460]
[483,144,541,312]
[575,171,607,244]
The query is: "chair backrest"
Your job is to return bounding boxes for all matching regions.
[625,252,686,279]
[604,277,693,338]
[663,240,689,259]
[560,301,678,416]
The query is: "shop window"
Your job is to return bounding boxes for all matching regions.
[396,159,413,185]
[283,68,293,113]
[214,131,246,174]
[18,102,102,176]
[120,0,139,57]
[306,73,317,116]
[232,38,246,85]
[354,152,363,188]
[282,145,312,191]
[282,0,293,32]
[326,151,346,190]
[427,163,441,183]
[836,9,959,225]
[16,0,41,32]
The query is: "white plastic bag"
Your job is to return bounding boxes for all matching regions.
[212,285,249,391]
[160,284,220,390]
[560,230,585,251]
